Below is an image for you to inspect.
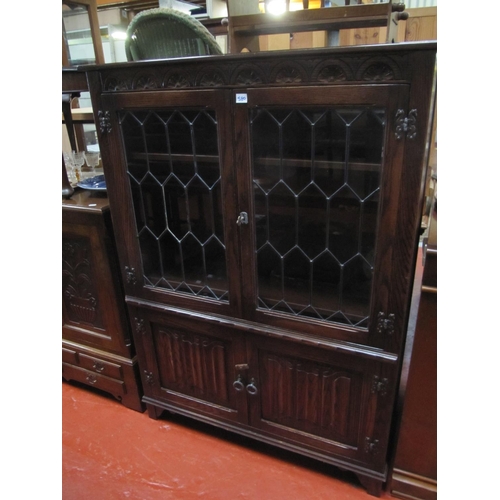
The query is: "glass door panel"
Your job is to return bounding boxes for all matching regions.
[118,107,229,301]
[251,106,385,328]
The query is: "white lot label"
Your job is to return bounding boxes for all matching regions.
[235,93,248,104]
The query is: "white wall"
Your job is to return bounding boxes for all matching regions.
[404,0,437,7]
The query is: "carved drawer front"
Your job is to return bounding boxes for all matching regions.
[78,354,123,379]
[62,363,126,398]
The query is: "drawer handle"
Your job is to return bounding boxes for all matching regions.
[246,378,258,395]
[93,361,105,373]
[86,374,98,385]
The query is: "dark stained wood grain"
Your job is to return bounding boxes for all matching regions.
[77,42,436,496]
[62,190,144,412]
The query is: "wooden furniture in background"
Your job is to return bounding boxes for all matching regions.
[227,1,408,53]
[389,192,437,500]
[339,6,436,46]
[63,0,105,67]
[62,190,144,412]
[82,41,436,495]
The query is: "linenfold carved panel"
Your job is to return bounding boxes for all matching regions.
[100,54,405,92]
[259,353,362,446]
[153,326,231,406]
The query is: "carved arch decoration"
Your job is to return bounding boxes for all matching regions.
[356,56,401,81]
[163,71,193,89]
[270,62,309,85]
[195,67,227,87]
[99,53,406,93]
[311,59,353,84]
[231,64,266,86]
[132,73,160,90]
[102,77,131,92]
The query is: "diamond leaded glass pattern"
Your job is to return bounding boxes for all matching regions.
[119,109,228,301]
[251,107,386,328]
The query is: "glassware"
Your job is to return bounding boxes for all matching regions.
[82,151,100,180]
[63,151,85,184]
[71,151,85,182]
[63,151,77,185]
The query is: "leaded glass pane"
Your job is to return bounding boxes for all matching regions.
[250,107,386,327]
[119,109,228,301]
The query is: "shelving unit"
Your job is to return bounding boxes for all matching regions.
[228,1,408,53]
[79,41,436,496]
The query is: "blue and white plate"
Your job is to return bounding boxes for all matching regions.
[77,174,106,191]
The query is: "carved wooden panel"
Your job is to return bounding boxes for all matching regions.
[259,352,362,446]
[99,50,407,94]
[62,236,104,329]
[152,325,231,407]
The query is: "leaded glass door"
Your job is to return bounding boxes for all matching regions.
[100,90,241,317]
[234,85,410,346]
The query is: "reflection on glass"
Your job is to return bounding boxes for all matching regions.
[119,109,228,301]
[62,3,96,66]
[251,107,385,327]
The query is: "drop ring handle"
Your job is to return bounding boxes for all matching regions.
[246,378,258,395]
[233,374,245,392]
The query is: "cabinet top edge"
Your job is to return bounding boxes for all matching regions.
[68,41,437,73]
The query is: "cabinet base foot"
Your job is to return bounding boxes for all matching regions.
[147,403,164,420]
[356,474,384,497]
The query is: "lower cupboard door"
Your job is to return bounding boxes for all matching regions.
[246,336,396,468]
[131,307,249,425]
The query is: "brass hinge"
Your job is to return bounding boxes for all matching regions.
[125,266,137,285]
[144,370,154,386]
[98,110,112,134]
[377,312,395,335]
[395,109,417,140]
[371,375,389,396]
[365,437,380,455]
[134,317,146,336]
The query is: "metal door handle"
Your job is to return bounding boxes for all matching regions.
[236,212,248,226]
[246,378,258,395]
[233,374,245,392]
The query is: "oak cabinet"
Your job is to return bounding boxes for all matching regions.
[83,41,436,496]
[62,191,144,412]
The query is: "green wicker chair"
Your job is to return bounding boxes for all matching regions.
[125,7,223,61]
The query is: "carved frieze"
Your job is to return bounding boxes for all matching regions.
[102,77,130,92]
[133,74,159,90]
[357,57,401,81]
[271,63,307,84]
[99,51,407,93]
[312,59,352,83]
[196,69,226,87]
[232,64,266,86]
[164,72,192,89]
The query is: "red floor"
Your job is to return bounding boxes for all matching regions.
[63,380,396,500]
[62,248,424,499]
